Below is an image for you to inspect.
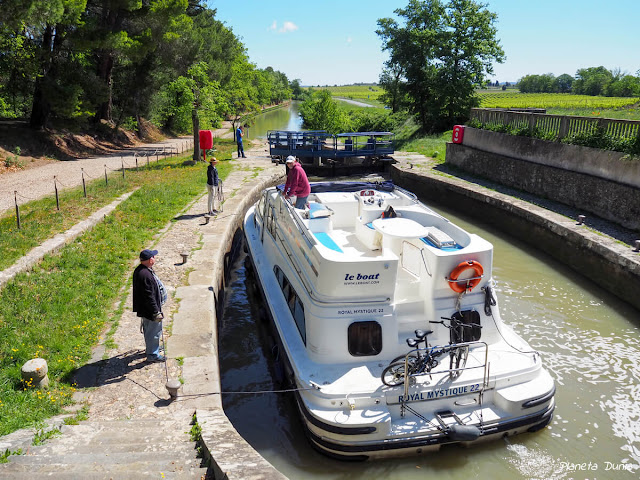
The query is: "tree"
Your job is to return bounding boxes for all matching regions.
[606,74,640,97]
[555,74,574,93]
[377,0,504,131]
[573,66,613,96]
[225,55,259,140]
[517,73,557,93]
[378,65,406,113]
[290,79,304,99]
[298,90,348,134]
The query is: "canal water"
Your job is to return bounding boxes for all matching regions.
[219,199,640,480]
[244,101,303,140]
[219,107,640,478]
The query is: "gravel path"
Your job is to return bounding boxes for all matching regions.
[0,137,194,215]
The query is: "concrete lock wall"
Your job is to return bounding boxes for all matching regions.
[446,127,640,231]
[390,166,640,312]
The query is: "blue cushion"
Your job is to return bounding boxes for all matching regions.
[308,202,333,219]
[420,236,462,251]
[314,232,343,253]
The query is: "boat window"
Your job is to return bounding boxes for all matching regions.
[292,297,306,344]
[257,194,265,220]
[348,321,382,357]
[273,265,306,344]
[265,205,276,238]
[275,265,285,288]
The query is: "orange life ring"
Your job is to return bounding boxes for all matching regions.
[449,260,483,293]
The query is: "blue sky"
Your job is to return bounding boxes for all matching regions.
[209,0,640,86]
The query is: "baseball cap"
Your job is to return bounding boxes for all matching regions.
[285,156,296,164]
[140,249,158,260]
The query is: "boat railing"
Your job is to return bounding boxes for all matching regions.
[399,340,489,418]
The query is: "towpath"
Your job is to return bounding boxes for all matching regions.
[0,121,236,216]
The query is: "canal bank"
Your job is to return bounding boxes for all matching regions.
[390,154,640,313]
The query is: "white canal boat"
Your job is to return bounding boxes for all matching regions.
[243,181,555,460]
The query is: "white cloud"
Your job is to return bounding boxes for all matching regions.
[279,21,298,33]
[346,36,352,46]
[268,20,277,31]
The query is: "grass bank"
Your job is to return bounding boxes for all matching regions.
[0,140,235,437]
[394,117,451,162]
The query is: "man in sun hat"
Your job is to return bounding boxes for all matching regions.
[206,156,219,215]
[283,156,310,209]
[132,249,167,363]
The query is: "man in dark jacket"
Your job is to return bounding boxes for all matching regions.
[207,157,219,215]
[133,249,167,362]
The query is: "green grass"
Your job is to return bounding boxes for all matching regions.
[476,91,640,120]
[315,84,384,102]
[0,178,133,271]
[393,117,451,161]
[0,142,236,437]
[545,106,640,120]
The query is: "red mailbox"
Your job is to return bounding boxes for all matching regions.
[199,130,213,150]
[452,125,465,144]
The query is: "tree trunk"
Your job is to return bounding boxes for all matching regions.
[192,109,200,161]
[29,25,55,129]
[95,51,114,122]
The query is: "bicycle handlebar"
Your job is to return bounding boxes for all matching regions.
[431,317,483,329]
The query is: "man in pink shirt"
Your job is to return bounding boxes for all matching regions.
[284,156,311,209]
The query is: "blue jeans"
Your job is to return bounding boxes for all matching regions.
[237,142,245,158]
[142,318,163,359]
[295,196,308,209]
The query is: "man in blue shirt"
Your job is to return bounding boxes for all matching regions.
[236,125,246,158]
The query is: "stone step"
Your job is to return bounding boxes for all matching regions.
[0,464,209,480]
[46,422,195,447]
[28,437,200,456]
[0,415,210,479]
[3,449,202,465]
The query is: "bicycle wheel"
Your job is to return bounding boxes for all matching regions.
[382,361,411,387]
[449,345,469,376]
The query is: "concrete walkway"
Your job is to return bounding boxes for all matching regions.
[0,141,288,479]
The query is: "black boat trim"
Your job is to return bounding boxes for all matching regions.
[303,403,555,455]
[522,385,556,409]
[295,390,377,435]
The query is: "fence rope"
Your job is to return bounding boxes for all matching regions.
[3,140,193,220]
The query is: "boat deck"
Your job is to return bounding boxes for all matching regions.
[312,226,382,258]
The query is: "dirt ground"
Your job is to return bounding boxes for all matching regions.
[0,119,165,175]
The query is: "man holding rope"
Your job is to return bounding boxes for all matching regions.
[132,249,167,363]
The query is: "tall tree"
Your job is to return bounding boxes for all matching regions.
[378,64,406,113]
[299,89,348,134]
[377,0,504,131]
[573,66,613,96]
[5,0,89,128]
[555,73,574,93]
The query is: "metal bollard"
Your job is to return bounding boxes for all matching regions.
[577,215,585,225]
